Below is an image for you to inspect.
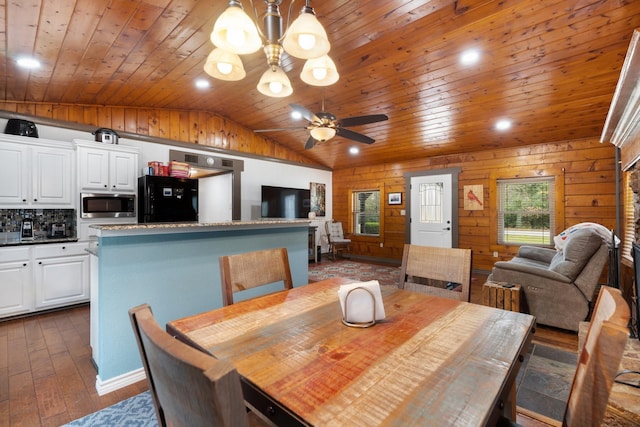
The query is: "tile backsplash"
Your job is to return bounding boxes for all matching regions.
[0,209,76,237]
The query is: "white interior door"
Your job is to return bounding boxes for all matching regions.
[410,174,453,247]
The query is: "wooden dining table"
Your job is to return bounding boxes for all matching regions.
[167,277,536,426]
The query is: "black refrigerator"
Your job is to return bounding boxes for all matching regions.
[138,176,198,223]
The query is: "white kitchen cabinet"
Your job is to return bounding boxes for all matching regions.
[0,137,73,207]
[76,141,138,193]
[0,247,33,317]
[33,242,90,309]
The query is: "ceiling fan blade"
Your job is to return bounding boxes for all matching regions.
[290,103,320,123]
[254,127,307,133]
[304,135,317,149]
[336,128,376,144]
[339,114,389,127]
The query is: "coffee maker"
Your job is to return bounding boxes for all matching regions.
[21,217,34,240]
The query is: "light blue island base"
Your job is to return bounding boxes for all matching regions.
[89,221,310,395]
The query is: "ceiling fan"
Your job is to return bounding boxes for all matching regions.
[255,102,388,149]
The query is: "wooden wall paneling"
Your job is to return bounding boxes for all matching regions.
[169,111,181,141]
[124,108,138,134]
[110,107,125,131]
[333,137,616,271]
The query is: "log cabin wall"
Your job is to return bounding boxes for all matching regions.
[0,101,323,167]
[332,138,617,271]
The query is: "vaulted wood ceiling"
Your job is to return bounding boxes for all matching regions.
[1,0,639,169]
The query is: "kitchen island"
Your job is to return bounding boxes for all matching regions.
[88,220,311,395]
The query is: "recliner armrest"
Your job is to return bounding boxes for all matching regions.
[517,246,557,264]
[492,260,572,283]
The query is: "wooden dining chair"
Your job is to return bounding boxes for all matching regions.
[219,247,293,306]
[398,243,472,302]
[128,304,270,427]
[498,285,630,427]
[325,220,351,260]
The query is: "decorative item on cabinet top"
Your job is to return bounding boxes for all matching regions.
[92,128,119,144]
[0,208,76,245]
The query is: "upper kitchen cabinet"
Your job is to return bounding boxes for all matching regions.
[75,140,139,193]
[0,135,73,207]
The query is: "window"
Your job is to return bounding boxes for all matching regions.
[622,170,635,262]
[497,177,555,245]
[352,190,380,236]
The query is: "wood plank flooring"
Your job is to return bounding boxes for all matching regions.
[0,272,578,427]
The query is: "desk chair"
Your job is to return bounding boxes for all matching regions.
[498,286,630,427]
[325,221,351,260]
[399,244,472,302]
[219,247,293,306]
[129,304,269,427]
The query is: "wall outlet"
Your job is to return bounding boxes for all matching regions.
[493,251,498,257]
[380,242,383,248]
[400,209,406,216]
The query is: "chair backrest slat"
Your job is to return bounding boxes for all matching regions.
[563,286,630,427]
[399,244,472,302]
[129,304,250,427]
[219,247,293,306]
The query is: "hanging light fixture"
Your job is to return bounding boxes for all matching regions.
[205,0,338,97]
[309,126,336,142]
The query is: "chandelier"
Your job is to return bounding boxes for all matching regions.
[204,0,339,97]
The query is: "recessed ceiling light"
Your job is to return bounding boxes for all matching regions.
[349,146,359,155]
[495,119,512,131]
[195,79,210,89]
[460,49,480,66]
[16,57,40,69]
[291,110,302,120]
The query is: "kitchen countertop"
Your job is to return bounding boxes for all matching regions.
[89,219,312,236]
[0,235,79,247]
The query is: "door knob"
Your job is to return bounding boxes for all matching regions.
[443,227,451,231]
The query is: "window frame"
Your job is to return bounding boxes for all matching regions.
[350,188,382,238]
[496,176,556,246]
[489,168,564,252]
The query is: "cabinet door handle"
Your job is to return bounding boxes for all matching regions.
[104,184,108,188]
[39,261,42,265]
[22,199,27,202]
[23,263,27,267]
[62,246,66,250]
[33,199,37,202]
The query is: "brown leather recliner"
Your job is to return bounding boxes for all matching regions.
[487,228,610,331]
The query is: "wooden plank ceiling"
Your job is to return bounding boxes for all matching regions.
[1,0,640,170]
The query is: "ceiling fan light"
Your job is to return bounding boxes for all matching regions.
[211,2,261,55]
[203,48,246,81]
[310,126,336,141]
[282,8,330,59]
[300,55,339,86]
[257,66,293,97]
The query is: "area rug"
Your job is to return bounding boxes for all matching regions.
[516,344,578,421]
[308,258,401,287]
[63,391,157,427]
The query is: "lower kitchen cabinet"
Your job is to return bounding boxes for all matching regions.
[0,247,32,317]
[0,242,90,319]
[34,242,89,309]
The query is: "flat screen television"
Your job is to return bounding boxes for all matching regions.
[261,185,310,219]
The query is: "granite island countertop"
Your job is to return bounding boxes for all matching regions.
[89,219,313,237]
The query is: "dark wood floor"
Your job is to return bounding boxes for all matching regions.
[0,272,578,427]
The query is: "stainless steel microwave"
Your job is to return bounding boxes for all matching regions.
[81,193,136,218]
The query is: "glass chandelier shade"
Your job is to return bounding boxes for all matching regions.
[300,55,339,86]
[210,3,261,55]
[309,126,336,141]
[257,66,293,97]
[203,48,246,81]
[205,0,338,97]
[282,8,330,59]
